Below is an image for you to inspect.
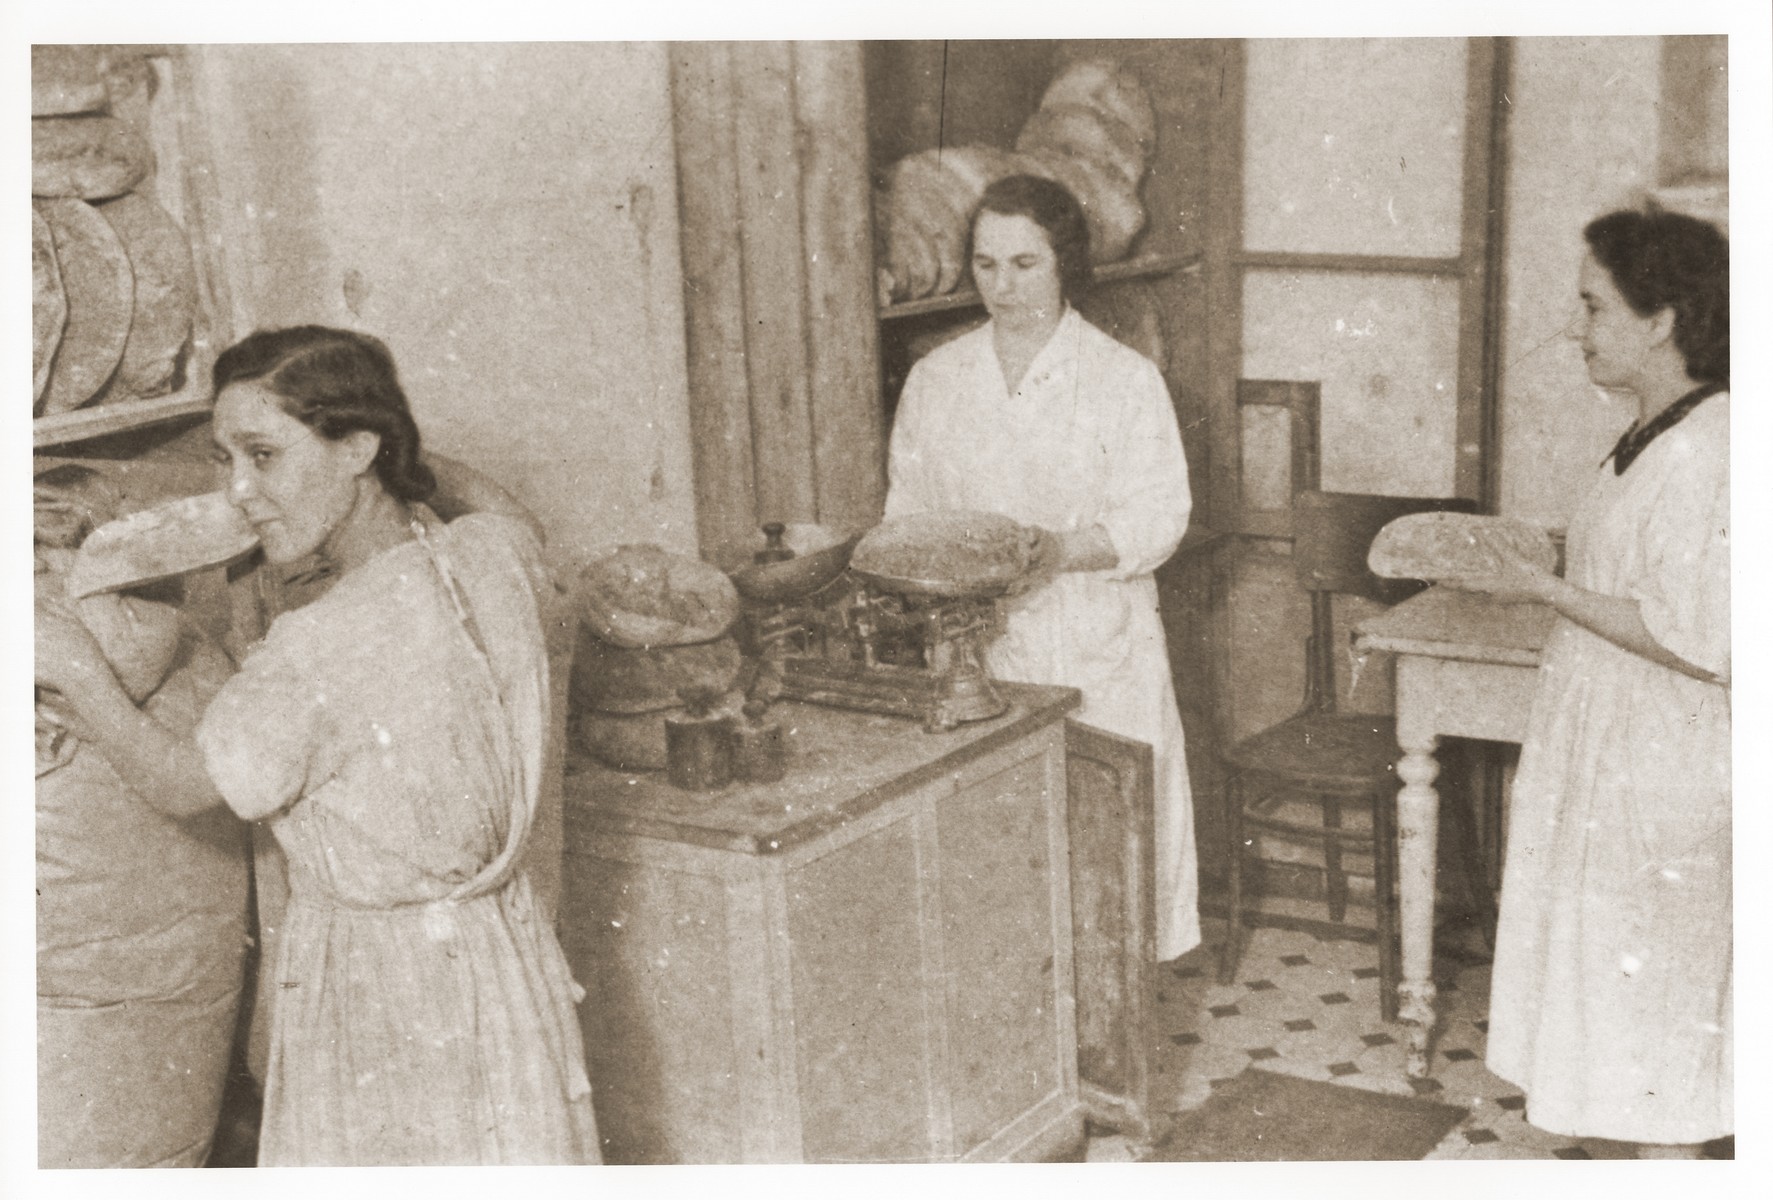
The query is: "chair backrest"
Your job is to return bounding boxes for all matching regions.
[1293,491,1480,605]
[1292,490,1479,712]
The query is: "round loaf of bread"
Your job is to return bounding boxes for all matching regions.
[93,192,198,403]
[576,544,741,650]
[570,630,743,716]
[64,491,260,600]
[32,45,111,117]
[34,211,69,412]
[34,198,134,415]
[33,115,154,200]
[853,510,1033,598]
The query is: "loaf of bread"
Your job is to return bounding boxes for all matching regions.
[32,45,112,117]
[886,153,973,297]
[852,510,1032,596]
[33,211,69,411]
[1016,103,1146,191]
[35,467,186,704]
[65,491,261,600]
[93,192,198,403]
[1037,58,1157,158]
[34,198,134,415]
[33,115,154,201]
[34,463,124,549]
[876,58,1157,303]
[571,631,743,715]
[576,545,742,649]
[1368,513,1559,582]
[1020,148,1146,263]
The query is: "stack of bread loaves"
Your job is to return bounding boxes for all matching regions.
[569,546,746,771]
[876,58,1158,304]
[33,46,200,418]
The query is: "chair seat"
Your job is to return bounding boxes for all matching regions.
[1224,711,1400,789]
[1242,792,1381,845]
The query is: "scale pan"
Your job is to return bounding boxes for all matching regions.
[852,510,1032,599]
[730,524,860,603]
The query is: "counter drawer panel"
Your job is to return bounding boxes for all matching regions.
[561,857,741,1164]
[785,816,932,1163]
[937,751,1065,1153]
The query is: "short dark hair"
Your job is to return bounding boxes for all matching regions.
[1583,207,1729,384]
[212,326,437,502]
[970,174,1094,305]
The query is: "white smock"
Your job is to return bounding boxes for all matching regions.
[886,307,1200,960]
[1485,393,1731,1144]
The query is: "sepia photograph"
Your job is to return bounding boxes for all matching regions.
[9,1,1768,1194]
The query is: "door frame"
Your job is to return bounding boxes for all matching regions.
[1203,37,1513,536]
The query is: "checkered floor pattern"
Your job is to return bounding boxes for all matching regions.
[1084,920,1732,1162]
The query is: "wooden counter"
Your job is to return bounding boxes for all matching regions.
[560,683,1153,1163]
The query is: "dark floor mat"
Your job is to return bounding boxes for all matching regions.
[1151,1068,1468,1161]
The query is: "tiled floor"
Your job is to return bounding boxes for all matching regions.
[1086,918,1732,1162]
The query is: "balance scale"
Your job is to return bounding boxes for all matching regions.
[742,573,1010,733]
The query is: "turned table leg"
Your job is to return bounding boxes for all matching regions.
[1394,726,1441,1078]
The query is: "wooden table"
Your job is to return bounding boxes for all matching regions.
[1353,587,1555,1076]
[558,683,1157,1163]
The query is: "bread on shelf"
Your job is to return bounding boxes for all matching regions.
[874,57,1158,304]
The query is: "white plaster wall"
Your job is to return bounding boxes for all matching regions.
[1497,37,1663,528]
[191,42,699,573]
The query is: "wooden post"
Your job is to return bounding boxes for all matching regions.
[793,41,887,541]
[671,41,885,570]
[670,43,761,569]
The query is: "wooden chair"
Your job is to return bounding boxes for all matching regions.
[1217,490,1483,1022]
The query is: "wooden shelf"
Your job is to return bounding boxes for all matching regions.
[34,387,212,450]
[878,249,1202,321]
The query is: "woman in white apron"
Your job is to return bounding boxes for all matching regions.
[1443,208,1730,1156]
[885,175,1199,961]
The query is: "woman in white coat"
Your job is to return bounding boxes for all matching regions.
[885,174,1199,961]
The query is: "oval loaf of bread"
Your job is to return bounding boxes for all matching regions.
[1368,512,1559,582]
[34,198,134,415]
[33,114,154,200]
[93,192,199,403]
